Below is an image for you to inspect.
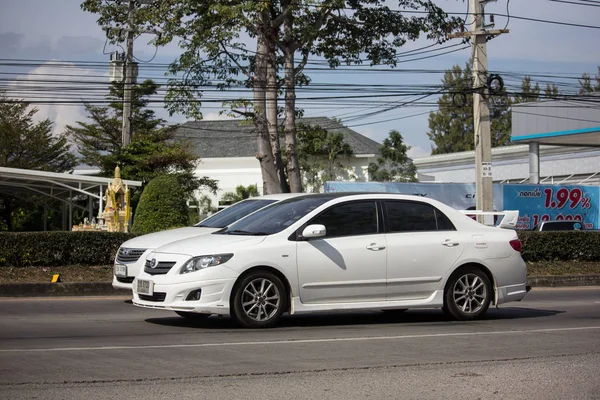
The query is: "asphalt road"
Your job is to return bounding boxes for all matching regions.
[0,288,599,400]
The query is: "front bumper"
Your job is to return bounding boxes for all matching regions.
[132,276,237,315]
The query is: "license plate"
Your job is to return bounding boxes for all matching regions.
[137,279,153,296]
[114,264,127,277]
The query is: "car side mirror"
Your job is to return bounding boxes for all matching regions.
[302,224,326,238]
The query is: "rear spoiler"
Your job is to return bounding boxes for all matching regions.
[459,210,519,229]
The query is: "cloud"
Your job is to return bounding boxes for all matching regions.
[8,62,107,136]
[407,145,431,159]
[202,112,237,121]
[0,31,105,60]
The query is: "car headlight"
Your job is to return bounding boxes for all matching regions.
[179,254,233,274]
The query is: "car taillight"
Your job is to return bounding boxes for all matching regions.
[509,239,522,252]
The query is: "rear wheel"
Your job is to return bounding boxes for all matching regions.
[174,311,211,320]
[443,268,492,321]
[231,271,287,328]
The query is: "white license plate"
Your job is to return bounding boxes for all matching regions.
[137,279,153,296]
[114,264,127,277]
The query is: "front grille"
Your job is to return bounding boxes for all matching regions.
[116,248,146,263]
[116,276,135,284]
[138,292,166,302]
[144,260,176,275]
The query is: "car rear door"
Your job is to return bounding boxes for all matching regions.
[383,200,464,301]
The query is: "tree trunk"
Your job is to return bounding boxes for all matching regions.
[283,11,302,193]
[266,36,290,193]
[254,15,281,195]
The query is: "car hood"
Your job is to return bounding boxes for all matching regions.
[121,227,219,249]
[153,233,267,257]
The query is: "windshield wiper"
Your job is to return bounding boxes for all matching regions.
[223,229,270,236]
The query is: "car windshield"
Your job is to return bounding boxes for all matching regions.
[194,199,276,228]
[218,196,331,235]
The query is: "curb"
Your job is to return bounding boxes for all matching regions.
[0,275,599,297]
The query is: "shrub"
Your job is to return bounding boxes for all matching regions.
[132,175,189,235]
[517,231,600,262]
[0,232,135,267]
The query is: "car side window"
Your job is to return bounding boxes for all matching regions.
[385,201,455,232]
[309,201,378,238]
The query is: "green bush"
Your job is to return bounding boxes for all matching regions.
[0,232,136,267]
[517,231,600,262]
[132,175,189,235]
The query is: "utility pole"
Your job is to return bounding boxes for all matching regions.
[105,0,157,147]
[121,0,136,147]
[449,0,508,221]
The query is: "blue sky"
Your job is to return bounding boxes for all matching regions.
[1,0,599,158]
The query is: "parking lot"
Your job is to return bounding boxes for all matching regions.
[0,287,598,399]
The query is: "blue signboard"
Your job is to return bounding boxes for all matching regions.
[503,184,600,230]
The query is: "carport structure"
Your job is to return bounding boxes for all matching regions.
[512,93,600,183]
[0,167,142,230]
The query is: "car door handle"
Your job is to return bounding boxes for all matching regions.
[366,243,386,251]
[442,239,460,247]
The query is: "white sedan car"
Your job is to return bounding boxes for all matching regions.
[112,193,302,289]
[133,193,528,328]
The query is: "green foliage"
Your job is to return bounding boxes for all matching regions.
[427,61,512,155]
[220,185,260,205]
[296,123,353,192]
[132,175,189,234]
[0,91,77,172]
[517,231,600,262]
[0,91,77,231]
[513,76,541,104]
[368,130,416,182]
[64,80,218,196]
[578,67,600,94]
[0,232,135,267]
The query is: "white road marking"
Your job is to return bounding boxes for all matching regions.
[1,326,599,353]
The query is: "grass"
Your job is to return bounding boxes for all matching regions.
[0,261,599,284]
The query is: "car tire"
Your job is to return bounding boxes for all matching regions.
[443,267,492,321]
[231,271,287,328]
[175,311,211,320]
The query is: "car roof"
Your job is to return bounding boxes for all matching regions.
[253,193,307,200]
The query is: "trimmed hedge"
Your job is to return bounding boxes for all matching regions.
[0,232,136,267]
[0,230,599,268]
[517,231,600,262]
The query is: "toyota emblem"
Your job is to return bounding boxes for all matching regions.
[122,249,130,255]
[150,258,158,268]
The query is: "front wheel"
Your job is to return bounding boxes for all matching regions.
[231,271,287,328]
[443,268,492,321]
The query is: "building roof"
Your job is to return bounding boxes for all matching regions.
[174,117,382,158]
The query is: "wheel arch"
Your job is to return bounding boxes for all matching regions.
[230,265,293,313]
[444,262,497,305]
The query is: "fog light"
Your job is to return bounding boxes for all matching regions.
[185,289,202,301]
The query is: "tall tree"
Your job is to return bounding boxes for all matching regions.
[544,83,560,99]
[579,66,600,94]
[82,0,461,194]
[0,91,77,230]
[296,122,353,192]
[65,80,217,196]
[368,130,416,182]
[427,62,512,154]
[513,76,540,104]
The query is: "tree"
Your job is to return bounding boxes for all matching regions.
[427,62,512,154]
[296,123,353,192]
[368,130,416,182]
[82,0,461,194]
[579,67,600,94]
[0,91,77,230]
[220,184,260,204]
[513,76,540,104]
[131,175,189,234]
[544,83,560,99]
[65,80,217,197]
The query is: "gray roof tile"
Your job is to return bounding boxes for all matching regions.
[174,117,382,158]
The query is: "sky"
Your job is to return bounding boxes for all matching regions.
[0,0,599,159]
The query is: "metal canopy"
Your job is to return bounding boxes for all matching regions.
[0,167,142,230]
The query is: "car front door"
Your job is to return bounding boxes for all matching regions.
[296,200,387,304]
[383,200,464,301]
